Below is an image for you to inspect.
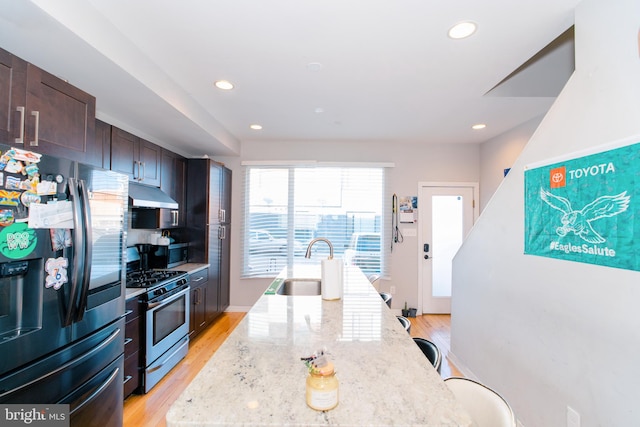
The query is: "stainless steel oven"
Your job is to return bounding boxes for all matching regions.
[126,245,191,393]
[143,276,189,392]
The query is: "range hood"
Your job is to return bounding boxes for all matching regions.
[129,182,179,209]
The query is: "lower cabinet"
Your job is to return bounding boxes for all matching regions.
[124,298,142,398]
[189,268,209,338]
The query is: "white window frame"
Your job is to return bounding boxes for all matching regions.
[240,162,392,278]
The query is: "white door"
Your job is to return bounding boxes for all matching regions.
[418,183,477,314]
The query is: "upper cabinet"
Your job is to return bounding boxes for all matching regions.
[0,47,100,167]
[110,127,161,186]
[0,48,27,145]
[95,119,112,170]
[159,148,186,228]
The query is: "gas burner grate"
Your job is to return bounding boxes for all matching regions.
[126,270,183,288]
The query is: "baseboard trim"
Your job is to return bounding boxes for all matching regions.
[225,305,252,313]
[447,350,477,380]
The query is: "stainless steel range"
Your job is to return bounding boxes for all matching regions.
[126,246,190,393]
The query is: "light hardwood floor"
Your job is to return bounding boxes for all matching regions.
[123,313,460,427]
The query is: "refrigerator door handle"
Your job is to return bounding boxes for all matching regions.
[74,179,93,322]
[64,177,84,326]
[69,366,120,415]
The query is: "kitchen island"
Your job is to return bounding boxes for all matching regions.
[166,265,473,426]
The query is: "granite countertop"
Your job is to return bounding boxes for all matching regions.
[166,265,473,426]
[169,262,210,274]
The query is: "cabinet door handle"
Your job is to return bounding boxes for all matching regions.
[30,110,39,146]
[140,162,145,181]
[172,210,179,226]
[134,160,142,181]
[15,106,25,144]
[192,276,205,283]
[219,209,225,223]
[218,225,226,240]
[124,338,133,345]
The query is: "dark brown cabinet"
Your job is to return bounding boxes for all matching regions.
[188,268,209,338]
[159,148,186,228]
[0,48,27,146]
[218,167,231,312]
[186,159,231,323]
[110,127,161,186]
[124,298,142,398]
[0,47,99,167]
[95,119,112,170]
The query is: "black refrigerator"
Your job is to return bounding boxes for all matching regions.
[0,144,128,427]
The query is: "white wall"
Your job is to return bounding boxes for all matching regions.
[451,0,640,426]
[217,140,480,309]
[479,115,543,211]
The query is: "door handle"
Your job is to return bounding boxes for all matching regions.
[15,106,25,144]
[140,162,145,181]
[30,110,39,146]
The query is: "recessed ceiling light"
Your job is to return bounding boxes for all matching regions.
[250,124,262,130]
[472,123,486,130]
[314,107,324,113]
[214,80,234,90]
[448,21,477,39]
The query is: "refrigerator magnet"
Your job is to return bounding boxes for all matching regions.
[50,228,72,251]
[24,163,39,178]
[0,209,14,226]
[4,159,23,174]
[0,222,37,259]
[19,178,35,191]
[12,148,42,164]
[45,257,69,290]
[36,180,57,196]
[0,190,21,206]
[0,150,13,171]
[20,191,40,207]
[5,176,21,190]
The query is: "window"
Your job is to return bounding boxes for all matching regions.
[241,165,389,278]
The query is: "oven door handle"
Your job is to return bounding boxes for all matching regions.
[146,286,189,310]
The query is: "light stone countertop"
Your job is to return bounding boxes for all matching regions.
[169,262,210,275]
[166,264,473,426]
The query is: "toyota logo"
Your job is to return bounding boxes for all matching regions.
[551,172,564,183]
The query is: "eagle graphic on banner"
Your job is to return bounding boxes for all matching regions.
[540,188,630,243]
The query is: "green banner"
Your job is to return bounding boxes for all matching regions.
[524,140,640,271]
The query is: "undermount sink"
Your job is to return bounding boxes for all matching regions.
[276,278,321,296]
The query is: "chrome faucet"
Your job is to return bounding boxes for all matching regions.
[305,238,334,260]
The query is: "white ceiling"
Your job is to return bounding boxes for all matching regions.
[0,0,579,157]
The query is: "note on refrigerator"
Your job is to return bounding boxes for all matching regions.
[28,201,74,229]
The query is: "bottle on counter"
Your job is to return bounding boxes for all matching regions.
[305,361,339,411]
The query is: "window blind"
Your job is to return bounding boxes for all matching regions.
[241,165,389,278]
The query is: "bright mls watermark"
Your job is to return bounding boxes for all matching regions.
[0,405,69,426]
